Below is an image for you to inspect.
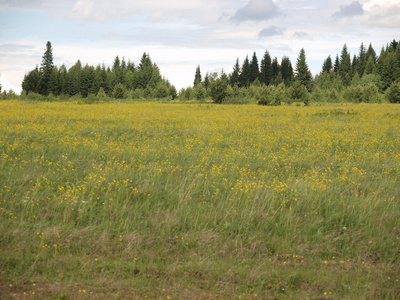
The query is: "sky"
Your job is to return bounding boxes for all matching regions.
[0,0,399,94]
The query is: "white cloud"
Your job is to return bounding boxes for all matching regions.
[293,32,310,40]
[332,1,364,19]
[366,2,400,27]
[68,0,232,23]
[230,0,279,23]
[258,26,285,37]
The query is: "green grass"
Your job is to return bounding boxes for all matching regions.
[1,100,399,299]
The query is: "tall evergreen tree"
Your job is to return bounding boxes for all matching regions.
[48,66,60,95]
[352,54,357,76]
[281,56,293,85]
[39,41,54,95]
[239,55,250,87]
[230,58,240,86]
[339,44,352,85]
[271,57,280,83]
[259,50,272,86]
[333,54,340,73]
[379,51,399,89]
[390,39,399,51]
[65,60,82,96]
[80,64,95,97]
[203,73,211,89]
[357,42,367,76]
[295,48,312,90]
[137,53,154,89]
[193,65,202,86]
[22,66,41,94]
[364,55,376,75]
[366,43,377,64]
[249,52,260,84]
[322,55,333,73]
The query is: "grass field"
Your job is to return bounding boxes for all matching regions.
[1,100,399,299]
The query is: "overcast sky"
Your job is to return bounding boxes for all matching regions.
[1,0,399,93]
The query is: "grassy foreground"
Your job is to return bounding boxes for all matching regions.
[1,100,399,299]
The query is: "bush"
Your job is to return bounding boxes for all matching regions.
[386,81,400,103]
[129,88,144,100]
[96,87,109,101]
[193,84,207,101]
[169,86,177,100]
[26,91,44,101]
[155,84,169,99]
[257,84,286,106]
[288,81,309,105]
[112,83,128,99]
[343,86,364,103]
[210,78,228,104]
[273,83,287,106]
[363,84,379,103]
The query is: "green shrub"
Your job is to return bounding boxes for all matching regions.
[112,83,128,99]
[210,78,228,104]
[386,81,400,103]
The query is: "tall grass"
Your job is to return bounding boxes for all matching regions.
[1,100,399,299]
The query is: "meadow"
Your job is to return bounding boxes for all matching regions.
[0,100,399,299]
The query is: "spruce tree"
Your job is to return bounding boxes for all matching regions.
[271,57,280,83]
[259,50,272,85]
[39,41,54,95]
[366,43,377,63]
[333,55,340,73]
[357,42,367,75]
[364,55,376,75]
[249,52,260,84]
[281,56,293,85]
[193,65,202,86]
[295,48,312,91]
[22,66,41,94]
[322,55,333,73]
[339,44,352,85]
[239,55,250,87]
[230,58,240,87]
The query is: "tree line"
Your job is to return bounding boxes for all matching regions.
[183,40,400,104]
[21,42,177,101]
[13,39,400,104]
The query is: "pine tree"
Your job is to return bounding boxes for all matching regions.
[322,55,333,73]
[366,43,377,64]
[65,60,82,96]
[249,52,260,84]
[80,64,95,98]
[352,55,357,76]
[271,57,280,83]
[259,50,272,85]
[137,53,154,89]
[203,73,211,89]
[379,51,399,89]
[295,48,312,90]
[39,41,54,95]
[22,66,41,94]
[239,55,250,87]
[193,65,202,86]
[281,56,293,85]
[339,44,352,85]
[48,66,60,96]
[364,55,376,75]
[230,58,240,87]
[333,55,340,73]
[357,42,367,76]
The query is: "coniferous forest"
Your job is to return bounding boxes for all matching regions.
[8,39,400,104]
